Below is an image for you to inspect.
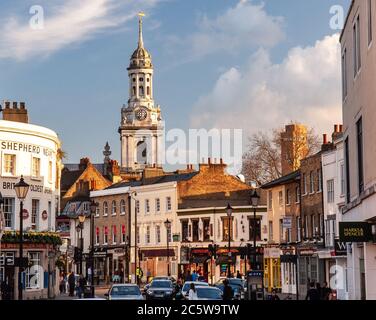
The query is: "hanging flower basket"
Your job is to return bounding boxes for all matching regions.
[1,231,62,246]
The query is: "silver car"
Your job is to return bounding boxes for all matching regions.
[181,281,209,297]
[105,284,144,300]
[195,287,223,301]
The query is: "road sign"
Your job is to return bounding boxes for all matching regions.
[282,217,292,229]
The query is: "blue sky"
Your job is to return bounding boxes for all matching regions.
[0,0,350,169]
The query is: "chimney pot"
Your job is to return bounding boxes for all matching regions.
[339,125,343,132]
[220,158,223,165]
[334,125,339,133]
[20,102,25,109]
[323,134,328,145]
[208,158,211,165]
[13,102,17,109]
[5,101,10,109]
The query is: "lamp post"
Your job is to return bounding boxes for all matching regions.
[164,219,172,277]
[226,204,233,278]
[14,176,30,301]
[89,200,98,297]
[250,189,260,270]
[77,212,86,276]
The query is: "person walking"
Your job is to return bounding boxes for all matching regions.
[236,270,242,279]
[77,274,86,299]
[185,270,192,282]
[305,281,320,301]
[321,281,332,300]
[191,270,198,282]
[270,289,280,301]
[68,271,76,297]
[188,283,198,300]
[222,279,234,301]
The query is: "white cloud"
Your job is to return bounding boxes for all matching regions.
[165,0,284,61]
[191,34,342,139]
[0,0,161,60]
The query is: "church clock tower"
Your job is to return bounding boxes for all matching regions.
[119,13,163,173]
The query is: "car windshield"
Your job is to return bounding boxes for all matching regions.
[216,284,241,293]
[229,279,244,287]
[111,286,141,296]
[197,288,222,299]
[182,282,208,292]
[151,281,172,288]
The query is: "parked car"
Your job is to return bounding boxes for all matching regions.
[145,280,175,300]
[181,281,209,298]
[195,287,223,301]
[105,284,144,300]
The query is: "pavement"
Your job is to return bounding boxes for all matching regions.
[55,286,110,300]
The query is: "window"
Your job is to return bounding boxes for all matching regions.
[309,171,314,193]
[3,154,16,175]
[222,217,233,241]
[278,191,283,206]
[146,226,150,244]
[295,186,300,203]
[317,169,322,192]
[145,199,150,214]
[112,201,117,216]
[156,225,161,244]
[112,226,117,244]
[340,163,345,196]
[147,86,150,95]
[166,197,172,212]
[121,225,126,244]
[296,217,301,242]
[132,86,136,95]
[95,227,100,245]
[249,218,261,241]
[103,202,108,216]
[279,219,284,242]
[135,200,140,215]
[268,191,273,210]
[342,49,348,100]
[95,205,100,217]
[302,174,307,195]
[203,219,211,242]
[31,199,39,231]
[155,198,160,213]
[327,179,335,203]
[120,200,126,215]
[136,226,140,244]
[192,220,199,242]
[32,157,40,178]
[139,86,144,95]
[269,221,273,241]
[167,225,172,243]
[357,118,364,194]
[139,77,144,82]
[182,221,189,241]
[304,215,309,238]
[345,137,350,203]
[26,252,41,289]
[286,189,291,205]
[311,215,316,238]
[353,15,361,77]
[369,0,373,45]
[104,227,108,244]
[48,161,53,182]
[2,198,14,228]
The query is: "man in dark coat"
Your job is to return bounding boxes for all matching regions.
[305,281,320,301]
[222,279,234,301]
[68,272,76,297]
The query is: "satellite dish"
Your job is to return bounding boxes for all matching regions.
[236,174,246,183]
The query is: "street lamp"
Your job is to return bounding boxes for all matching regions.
[14,176,30,301]
[89,200,98,297]
[250,189,260,271]
[226,203,233,278]
[164,219,172,277]
[77,211,86,276]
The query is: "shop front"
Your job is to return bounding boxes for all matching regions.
[264,246,282,293]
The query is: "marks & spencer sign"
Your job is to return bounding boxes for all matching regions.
[339,222,373,243]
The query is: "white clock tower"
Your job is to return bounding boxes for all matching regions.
[119,13,163,173]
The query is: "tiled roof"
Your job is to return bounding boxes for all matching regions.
[261,170,300,189]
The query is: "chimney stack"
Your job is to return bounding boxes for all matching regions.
[334,125,339,133]
[323,134,328,145]
[2,100,29,123]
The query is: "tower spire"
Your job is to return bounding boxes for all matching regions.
[138,12,145,48]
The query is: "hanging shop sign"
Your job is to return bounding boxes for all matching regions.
[334,239,348,256]
[339,222,373,243]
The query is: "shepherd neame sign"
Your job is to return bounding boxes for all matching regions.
[339,222,373,243]
[1,141,54,156]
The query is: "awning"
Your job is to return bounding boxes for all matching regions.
[141,249,175,258]
[216,256,236,265]
[191,256,210,264]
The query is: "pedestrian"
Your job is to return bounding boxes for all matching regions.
[77,274,86,299]
[1,280,8,300]
[59,273,65,294]
[222,279,234,301]
[185,270,192,282]
[316,282,322,300]
[191,270,198,282]
[188,283,198,300]
[305,281,320,301]
[321,281,332,300]
[68,271,75,297]
[270,289,280,301]
[236,270,242,279]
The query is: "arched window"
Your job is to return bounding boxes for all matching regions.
[139,86,144,95]
[147,86,150,95]
[112,200,117,215]
[103,202,108,216]
[120,199,126,215]
[132,86,136,95]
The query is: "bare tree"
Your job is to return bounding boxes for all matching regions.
[242,126,320,186]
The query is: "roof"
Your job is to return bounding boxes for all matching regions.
[105,172,199,190]
[61,168,84,191]
[64,163,105,174]
[261,170,300,189]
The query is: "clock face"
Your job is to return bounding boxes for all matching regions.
[135,108,148,121]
